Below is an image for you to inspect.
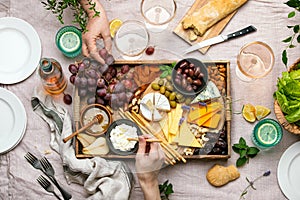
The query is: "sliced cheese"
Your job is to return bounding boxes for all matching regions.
[177,121,202,148]
[202,113,221,129]
[193,110,220,127]
[169,104,183,135]
[188,102,221,122]
[140,92,170,122]
[77,133,96,148]
[82,137,109,155]
[159,117,169,140]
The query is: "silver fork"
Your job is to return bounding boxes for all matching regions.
[40,157,72,200]
[37,175,61,200]
[24,152,72,200]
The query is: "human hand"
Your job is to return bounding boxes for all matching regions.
[81,0,112,64]
[135,135,165,184]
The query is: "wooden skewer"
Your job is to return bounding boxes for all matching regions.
[127,138,162,143]
[63,114,103,143]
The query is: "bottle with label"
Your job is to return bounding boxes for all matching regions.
[38,58,67,95]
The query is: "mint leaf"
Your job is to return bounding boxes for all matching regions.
[282,36,292,43]
[236,156,248,167]
[240,149,247,158]
[232,146,240,153]
[288,11,296,18]
[247,147,260,157]
[282,50,288,66]
[239,137,247,146]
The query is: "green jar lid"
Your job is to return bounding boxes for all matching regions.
[56,26,82,58]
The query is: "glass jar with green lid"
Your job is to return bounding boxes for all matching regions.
[55,26,82,58]
[251,118,283,149]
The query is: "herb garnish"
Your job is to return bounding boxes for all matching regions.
[240,170,271,199]
[232,137,260,167]
[281,0,300,67]
[159,180,174,200]
[41,0,100,31]
[159,62,176,78]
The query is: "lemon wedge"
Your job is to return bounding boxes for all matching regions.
[109,19,123,38]
[255,105,270,120]
[242,104,256,123]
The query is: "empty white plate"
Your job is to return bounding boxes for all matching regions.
[0,88,27,154]
[0,17,41,84]
[278,141,300,200]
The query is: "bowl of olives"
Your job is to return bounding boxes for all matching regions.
[172,58,208,96]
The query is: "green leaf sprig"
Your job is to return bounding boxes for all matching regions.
[240,170,271,199]
[282,0,300,67]
[41,0,100,31]
[232,137,260,167]
[159,180,174,200]
[159,62,176,78]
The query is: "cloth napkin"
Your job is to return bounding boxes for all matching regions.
[31,86,133,200]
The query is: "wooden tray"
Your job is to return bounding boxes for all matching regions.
[173,0,237,54]
[75,60,231,160]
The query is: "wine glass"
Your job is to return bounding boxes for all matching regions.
[236,41,275,82]
[140,0,177,33]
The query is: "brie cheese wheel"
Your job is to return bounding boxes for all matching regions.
[140,93,170,121]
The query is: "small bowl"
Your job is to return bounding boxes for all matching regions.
[172,58,208,96]
[80,104,112,136]
[106,119,142,156]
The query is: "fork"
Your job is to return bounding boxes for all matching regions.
[24,152,72,200]
[37,175,61,200]
[40,157,72,200]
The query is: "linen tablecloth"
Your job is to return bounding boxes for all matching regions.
[0,0,299,199]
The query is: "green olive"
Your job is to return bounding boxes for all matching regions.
[185,98,192,105]
[158,79,164,86]
[169,92,176,101]
[166,85,174,92]
[165,91,170,98]
[177,97,186,103]
[160,86,166,94]
[151,83,160,91]
[176,93,184,100]
[166,75,172,81]
[170,100,177,108]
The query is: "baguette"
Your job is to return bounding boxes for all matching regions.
[182,0,248,37]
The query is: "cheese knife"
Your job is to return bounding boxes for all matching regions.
[182,25,257,54]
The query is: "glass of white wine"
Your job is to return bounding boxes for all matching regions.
[114,20,149,60]
[236,41,275,82]
[140,0,177,33]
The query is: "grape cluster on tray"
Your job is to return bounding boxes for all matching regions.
[68,48,138,109]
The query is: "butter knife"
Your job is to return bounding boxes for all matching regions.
[182,25,257,54]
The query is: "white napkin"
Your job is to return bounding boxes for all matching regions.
[32,86,133,199]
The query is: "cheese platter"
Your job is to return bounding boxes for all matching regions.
[72,59,231,161]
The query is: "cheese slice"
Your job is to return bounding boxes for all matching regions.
[193,110,220,127]
[155,93,171,111]
[169,104,183,135]
[77,133,96,147]
[82,137,109,155]
[159,117,169,140]
[153,108,163,121]
[177,121,202,148]
[188,102,221,122]
[202,113,221,129]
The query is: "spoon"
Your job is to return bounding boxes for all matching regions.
[63,114,104,143]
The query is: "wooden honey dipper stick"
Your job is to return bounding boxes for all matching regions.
[127,138,162,143]
[63,114,103,143]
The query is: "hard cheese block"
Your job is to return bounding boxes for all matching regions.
[173,121,202,148]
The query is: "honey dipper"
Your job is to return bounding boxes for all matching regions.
[63,114,103,143]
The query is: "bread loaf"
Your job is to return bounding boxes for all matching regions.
[206,164,240,187]
[182,0,248,37]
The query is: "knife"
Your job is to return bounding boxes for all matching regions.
[182,25,257,54]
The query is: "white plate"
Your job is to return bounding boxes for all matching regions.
[278,141,300,200]
[0,17,41,84]
[0,88,27,154]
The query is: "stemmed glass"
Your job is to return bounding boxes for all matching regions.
[140,0,177,33]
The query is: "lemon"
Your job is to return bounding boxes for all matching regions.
[257,123,278,145]
[59,31,81,53]
[109,19,123,38]
[255,105,270,120]
[242,104,256,122]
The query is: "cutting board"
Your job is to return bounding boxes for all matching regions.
[173,0,237,54]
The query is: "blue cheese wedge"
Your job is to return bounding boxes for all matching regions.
[192,81,221,103]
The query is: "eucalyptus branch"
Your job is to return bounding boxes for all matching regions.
[41,0,101,31]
